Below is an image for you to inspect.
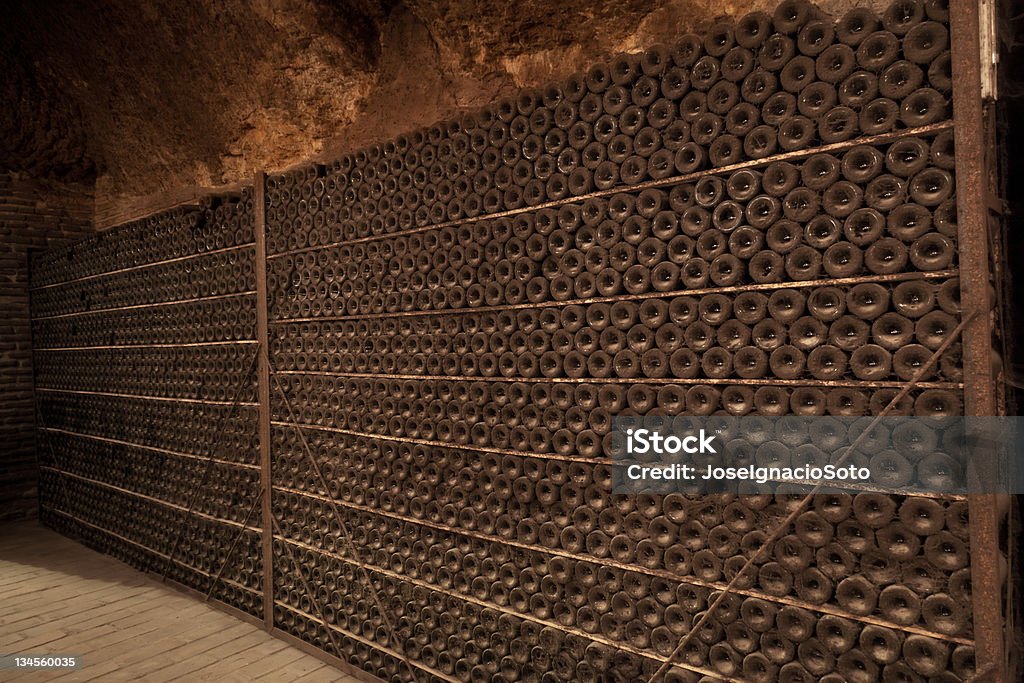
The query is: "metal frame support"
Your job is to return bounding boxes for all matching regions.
[950,0,1008,680]
[254,171,274,630]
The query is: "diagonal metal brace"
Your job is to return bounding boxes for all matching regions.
[270,366,422,683]
[647,311,979,683]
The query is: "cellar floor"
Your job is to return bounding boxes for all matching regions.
[0,522,363,682]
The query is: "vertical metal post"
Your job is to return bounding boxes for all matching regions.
[254,171,274,631]
[949,1,1006,679]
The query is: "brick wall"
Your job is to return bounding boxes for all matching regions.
[0,173,93,521]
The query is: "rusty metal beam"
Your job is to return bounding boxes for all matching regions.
[254,170,274,631]
[266,122,954,261]
[950,0,1007,679]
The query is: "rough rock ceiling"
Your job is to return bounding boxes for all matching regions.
[1,0,397,187]
[1,0,877,208]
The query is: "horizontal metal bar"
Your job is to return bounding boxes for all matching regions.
[270,270,959,324]
[35,387,258,407]
[34,340,259,352]
[275,535,737,683]
[37,426,259,470]
[272,371,963,391]
[274,483,971,644]
[272,418,595,463]
[32,291,257,321]
[271,420,968,500]
[30,243,257,292]
[267,122,953,261]
[270,600,461,683]
[42,466,262,533]
[43,506,262,598]
[282,528,967,674]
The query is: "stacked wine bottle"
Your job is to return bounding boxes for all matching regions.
[31,0,979,680]
[261,1,972,681]
[33,192,263,619]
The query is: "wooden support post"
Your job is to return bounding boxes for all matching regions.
[254,171,274,631]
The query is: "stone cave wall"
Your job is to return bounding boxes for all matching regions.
[3,0,886,227]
